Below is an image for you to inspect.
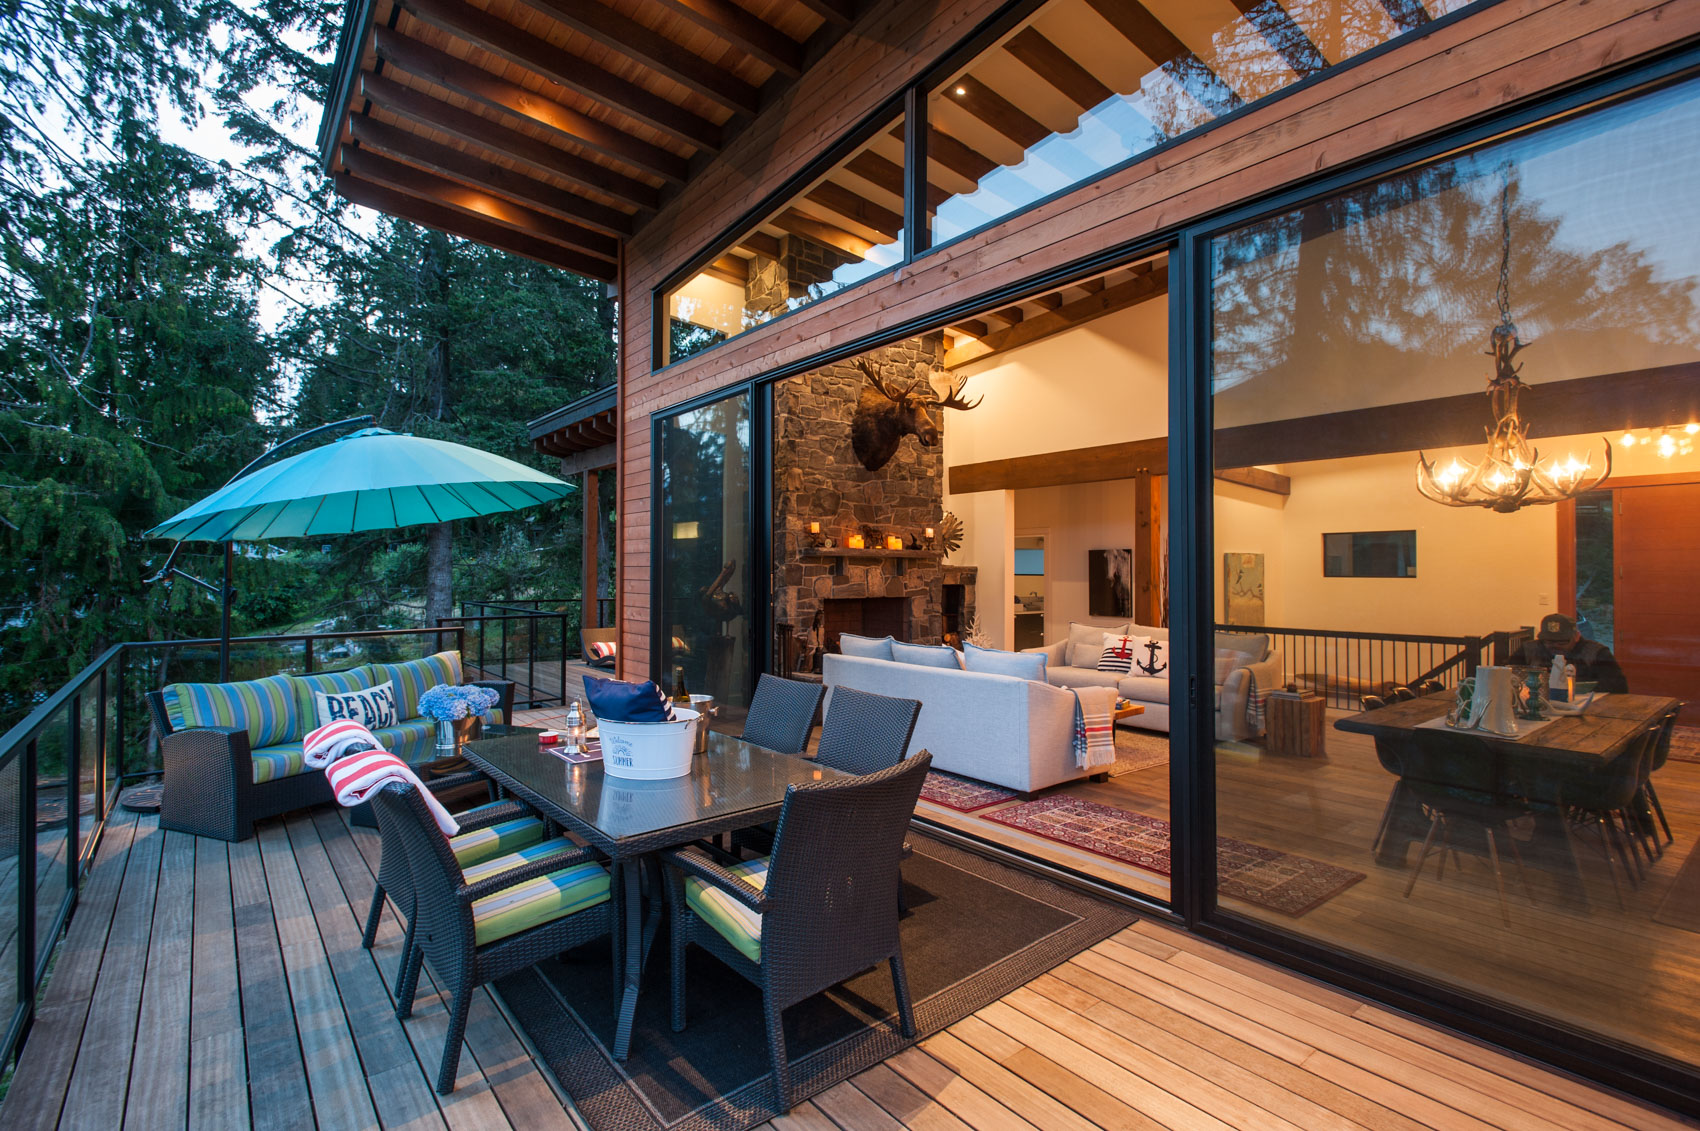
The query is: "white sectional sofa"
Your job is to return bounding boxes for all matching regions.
[822,652,1085,795]
[1024,622,1283,742]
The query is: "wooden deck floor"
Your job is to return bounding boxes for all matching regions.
[0,802,1692,1129]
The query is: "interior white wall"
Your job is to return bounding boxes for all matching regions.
[946,490,1015,648]
[668,273,746,336]
[1014,480,1161,639]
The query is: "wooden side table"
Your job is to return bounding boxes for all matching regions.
[1266,691,1326,757]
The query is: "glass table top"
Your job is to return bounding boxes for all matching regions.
[463,727,848,847]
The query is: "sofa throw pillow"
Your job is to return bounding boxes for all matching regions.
[1097,634,1148,675]
[162,673,299,750]
[1132,622,1172,642]
[315,680,401,730]
[1068,621,1128,649]
[963,641,1047,682]
[588,640,617,661]
[584,675,675,722]
[288,667,376,739]
[838,632,894,661]
[1138,638,1172,679]
[1215,631,1268,664]
[890,641,963,669]
[377,650,463,720]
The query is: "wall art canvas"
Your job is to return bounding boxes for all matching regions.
[1088,549,1133,618]
[1225,552,1266,626]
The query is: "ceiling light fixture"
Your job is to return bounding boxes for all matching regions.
[1416,167,1610,513]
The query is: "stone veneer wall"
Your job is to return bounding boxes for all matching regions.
[772,333,962,668]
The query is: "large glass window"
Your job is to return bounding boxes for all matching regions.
[658,393,755,725]
[1209,75,1700,1067]
[926,0,1477,246]
[661,112,906,366]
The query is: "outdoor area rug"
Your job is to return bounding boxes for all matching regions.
[495,832,1135,1131]
[985,797,1365,917]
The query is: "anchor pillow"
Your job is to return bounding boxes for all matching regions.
[1096,634,1148,675]
[315,680,401,730]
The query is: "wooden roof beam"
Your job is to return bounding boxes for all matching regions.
[370,31,686,185]
[769,209,873,259]
[1004,28,1112,113]
[649,0,804,78]
[735,231,782,259]
[703,254,748,284]
[397,0,723,155]
[347,115,635,238]
[1228,0,1328,78]
[950,319,990,339]
[340,147,618,261]
[945,75,1049,151]
[986,305,1025,327]
[792,0,855,27]
[803,180,902,240]
[336,173,617,280]
[844,150,949,210]
[1084,0,1242,115]
[510,0,761,117]
[945,265,1168,368]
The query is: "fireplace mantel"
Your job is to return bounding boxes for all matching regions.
[801,547,941,576]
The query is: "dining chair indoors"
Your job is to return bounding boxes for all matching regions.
[1638,707,1680,848]
[1566,725,1659,909]
[662,751,931,1113]
[1401,729,1535,926]
[741,673,826,755]
[370,782,616,1093]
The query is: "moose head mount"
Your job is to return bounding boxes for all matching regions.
[849,358,982,472]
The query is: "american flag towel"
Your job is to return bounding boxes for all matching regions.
[302,719,384,770]
[1070,685,1119,770]
[325,749,459,836]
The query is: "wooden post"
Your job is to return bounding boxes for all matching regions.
[583,468,600,629]
[1134,473,1163,626]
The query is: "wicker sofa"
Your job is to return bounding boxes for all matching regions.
[146,650,514,842]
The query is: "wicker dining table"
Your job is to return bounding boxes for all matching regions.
[461,725,850,1061]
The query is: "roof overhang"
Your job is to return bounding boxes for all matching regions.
[316,0,857,282]
[530,383,619,458]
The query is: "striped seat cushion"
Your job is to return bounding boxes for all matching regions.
[461,835,575,884]
[288,667,376,739]
[377,651,463,720]
[251,743,307,785]
[162,675,299,751]
[685,855,769,963]
[248,719,438,785]
[470,857,610,946]
[450,816,547,868]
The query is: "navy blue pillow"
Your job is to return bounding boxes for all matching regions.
[584,676,675,723]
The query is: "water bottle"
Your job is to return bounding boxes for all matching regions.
[566,699,584,750]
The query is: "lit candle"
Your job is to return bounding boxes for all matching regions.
[808,521,820,534]
[847,534,865,549]
[886,535,903,550]
[925,526,935,539]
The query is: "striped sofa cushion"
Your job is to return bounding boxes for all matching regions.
[470,858,610,946]
[162,674,298,751]
[378,651,463,720]
[449,815,547,868]
[248,719,439,784]
[370,719,435,764]
[289,667,376,737]
[685,855,769,963]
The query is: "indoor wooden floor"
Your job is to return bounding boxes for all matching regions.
[1,759,1693,1128]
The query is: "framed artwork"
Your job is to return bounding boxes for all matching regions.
[1224,552,1266,625]
[1088,549,1133,618]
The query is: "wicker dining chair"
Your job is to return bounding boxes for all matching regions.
[1392,686,1418,701]
[662,751,932,1113]
[370,783,616,1093]
[741,674,826,755]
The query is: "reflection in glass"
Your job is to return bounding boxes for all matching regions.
[659,394,754,717]
[1210,76,1700,1069]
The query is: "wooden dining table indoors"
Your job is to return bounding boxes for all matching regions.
[1336,691,1681,910]
[461,726,851,1061]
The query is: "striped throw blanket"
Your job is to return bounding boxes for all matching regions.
[325,749,459,835]
[1069,685,1120,770]
[302,719,383,770]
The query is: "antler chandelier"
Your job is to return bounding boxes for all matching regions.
[1415,169,1610,513]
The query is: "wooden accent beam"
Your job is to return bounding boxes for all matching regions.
[1084,0,1242,115]
[347,114,634,237]
[557,442,617,476]
[650,0,805,77]
[703,254,748,284]
[1030,293,1063,312]
[947,75,1049,151]
[736,231,782,259]
[986,305,1025,327]
[769,208,872,259]
[944,266,1168,368]
[336,173,617,280]
[1134,472,1159,624]
[340,147,619,261]
[950,319,989,339]
[845,150,950,210]
[1004,27,1113,113]
[791,0,854,27]
[1215,466,1291,495]
[369,32,683,188]
[511,0,761,117]
[891,122,998,186]
[951,438,1167,493]
[397,0,723,155]
[804,180,902,239]
[1228,0,1328,78]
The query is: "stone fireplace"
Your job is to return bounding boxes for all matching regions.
[771,334,975,673]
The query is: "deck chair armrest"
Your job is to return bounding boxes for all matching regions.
[661,844,769,912]
[422,769,490,795]
[449,798,533,833]
[458,844,604,903]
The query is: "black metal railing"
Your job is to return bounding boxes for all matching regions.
[460,596,615,627]
[448,598,613,710]
[1217,623,1505,710]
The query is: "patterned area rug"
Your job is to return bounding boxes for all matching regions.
[985,797,1365,917]
[920,771,1019,812]
[1668,725,1700,764]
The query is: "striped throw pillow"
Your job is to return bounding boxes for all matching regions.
[161,674,299,750]
[289,667,376,739]
[377,651,463,720]
[1097,635,1148,676]
[588,640,617,660]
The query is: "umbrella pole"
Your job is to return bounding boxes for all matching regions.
[220,542,233,682]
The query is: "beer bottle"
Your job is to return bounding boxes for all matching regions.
[671,664,690,704]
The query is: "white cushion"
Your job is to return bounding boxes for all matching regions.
[838,632,894,661]
[891,641,963,669]
[1216,631,1268,662]
[1052,667,1122,690]
[963,641,1046,682]
[1068,621,1128,648]
[1097,634,1149,675]
[1119,675,1172,702]
[315,680,401,729]
[1132,622,1172,642]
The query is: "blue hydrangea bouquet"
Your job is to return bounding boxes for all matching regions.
[418,683,500,722]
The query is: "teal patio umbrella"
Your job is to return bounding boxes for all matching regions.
[144,420,575,677]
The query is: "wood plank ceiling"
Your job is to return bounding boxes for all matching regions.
[319,0,856,280]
